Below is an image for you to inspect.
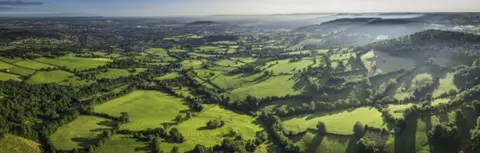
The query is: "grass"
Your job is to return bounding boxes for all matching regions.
[13,60,56,70]
[159,105,262,152]
[26,70,74,84]
[215,59,245,67]
[387,103,414,118]
[0,134,41,153]
[229,75,304,100]
[181,60,204,69]
[431,98,450,106]
[210,73,264,90]
[50,115,116,150]
[0,60,14,69]
[212,41,237,45]
[280,50,311,55]
[261,59,316,74]
[197,46,224,53]
[361,51,415,74]
[94,90,189,131]
[295,132,350,153]
[8,66,35,76]
[155,72,179,80]
[0,58,22,63]
[187,52,216,58]
[412,73,434,90]
[96,135,150,153]
[0,72,22,81]
[231,57,257,63]
[282,107,386,135]
[289,39,323,50]
[432,72,458,98]
[95,68,146,79]
[169,48,187,53]
[35,55,110,71]
[147,48,168,55]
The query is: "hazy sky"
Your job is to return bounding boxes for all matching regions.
[0,0,479,16]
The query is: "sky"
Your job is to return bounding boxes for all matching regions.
[0,0,479,16]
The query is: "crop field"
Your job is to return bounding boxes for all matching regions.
[96,135,150,153]
[229,75,304,100]
[50,115,116,150]
[0,72,22,81]
[0,134,41,153]
[282,107,386,134]
[95,68,146,79]
[159,105,262,152]
[94,90,189,130]
[13,60,56,70]
[35,56,111,70]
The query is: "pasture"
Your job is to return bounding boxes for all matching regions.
[155,72,179,80]
[0,60,14,69]
[50,115,116,150]
[0,72,21,81]
[295,132,351,153]
[261,59,316,74]
[26,70,74,84]
[0,134,41,153]
[229,75,304,100]
[35,56,110,71]
[8,66,35,76]
[95,68,146,79]
[13,60,56,70]
[96,135,149,153]
[432,72,458,98]
[94,90,189,130]
[159,105,262,152]
[282,107,386,134]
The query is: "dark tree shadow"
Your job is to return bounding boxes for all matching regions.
[196,126,211,131]
[394,118,417,153]
[346,135,361,153]
[71,137,96,148]
[307,134,325,153]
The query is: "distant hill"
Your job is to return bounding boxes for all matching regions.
[188,21,216,26]
[295,18,418,32]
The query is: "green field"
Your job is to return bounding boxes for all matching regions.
[0,60,14,69]
[289,39,323,50]
[7,66,35,76]
[197,46,224,53]
[27,70,74,84]
[155,72,179,80]
[229,75,304,100]
[387,103,414,118]
[282,107,386,134]
[35,56,110,70]
[94,90,189,130]
[215,59,246,67]
[295,132,351,153]
[96,68,146,79]
[96,135,149,153]
[0,72,22,81]
[261,59,316,74]
[432,72,458,98]
[0,134,41,153]
[210,73,264,90]
[181,60,204,69]
[160,105,262,152]
[13,60,56,70]
[50,115,115,150]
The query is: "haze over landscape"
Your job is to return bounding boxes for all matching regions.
[1,1,480,153]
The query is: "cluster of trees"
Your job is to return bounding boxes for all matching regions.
[260,112,305,153]
[206,120,224,129]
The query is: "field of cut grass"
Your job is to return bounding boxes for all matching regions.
[432,72,458,98]
[159,105,262,152]
[361,51,415,74]
[0,72,22,81]
[0,134,41,153]
[155,72,179,80]
[35,56,110,71]
[229,75,303,100]
[282,107,386,134]
[26,70,73,84]
[7,66,35,76]
[0,60,14,69]
[13,60,56,70]
[295,132,351,153]
[50,115,115,150]
[95,68,146,79]
[94,90,189,130]
[96,135,150,153]
[261,59,315,74]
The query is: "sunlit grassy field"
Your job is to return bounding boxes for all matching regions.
[0,134,41,153]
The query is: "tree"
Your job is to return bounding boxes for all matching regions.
[174,115,183,122]
[455,109,466,124]
[472,59,480,67]
[473,100,480,117]
[170,146,180,153]
[428,123,459,146]
[120,112,129,124]
[192,144,212,153]
[316,121,327,135]
[357,137,379,153]
[470,117,480,153]
[353,121,365,136]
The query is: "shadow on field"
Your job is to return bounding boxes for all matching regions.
[96,120,116,127]
[71,137,96,148]
[345,135,361,153]
[307,134,325,153]
[394,118,417,153]
[196,126,211,131]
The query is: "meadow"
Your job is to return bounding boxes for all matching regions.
[261,59,316,74]
[94,90,189,130]
[159,105,262,152]
[295,132,351,153]
[95,68,146,79]
[50,115,116,150]
[282,107,386,134]
[0,134,41,153]
[26,70,74,84]
[96,135,150,153]
[229,75,304,100]
[35,55,111,71]
[13,60,56,70]
[0,72,21,81]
